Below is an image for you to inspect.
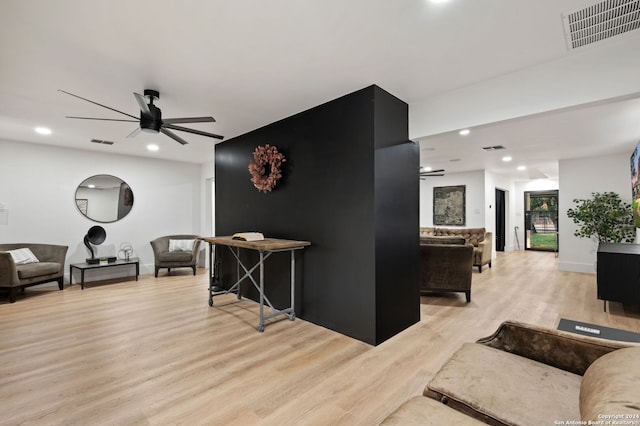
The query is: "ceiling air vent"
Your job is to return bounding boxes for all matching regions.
[90,139,115,145]
[562,0,640,50]
[482,145,506,151]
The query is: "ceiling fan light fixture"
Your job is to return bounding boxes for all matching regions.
[147,144,159,152]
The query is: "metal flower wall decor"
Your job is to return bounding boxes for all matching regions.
[248,144,286,193]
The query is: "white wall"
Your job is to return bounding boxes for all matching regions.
[409,35,640,139]
[419,170,485,228]
[485,172,516,253]
[513,179,559,251]
[0,139,204,282]
[558,154,632,273]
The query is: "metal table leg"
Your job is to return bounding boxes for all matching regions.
[208,245,302,332]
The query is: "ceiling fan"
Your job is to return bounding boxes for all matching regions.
[59,89,224,145]
[420,168,445,179]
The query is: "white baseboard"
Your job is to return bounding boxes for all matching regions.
[558,261,596,274]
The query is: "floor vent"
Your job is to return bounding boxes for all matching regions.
[482,145,506,151]
[562,0,640,50]
[90,139,115,145]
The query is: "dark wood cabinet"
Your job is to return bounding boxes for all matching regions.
[596,243,640,311]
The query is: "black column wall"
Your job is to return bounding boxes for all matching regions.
[215,85,419,345]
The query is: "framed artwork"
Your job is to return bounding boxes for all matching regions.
[76,198,88,215]
[433,185,466,226]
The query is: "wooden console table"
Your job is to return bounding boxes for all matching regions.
[201,236,310,332]
[596,243,640,311]
[69,258,139,290]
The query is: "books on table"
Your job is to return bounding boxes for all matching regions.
[231,232,265,241]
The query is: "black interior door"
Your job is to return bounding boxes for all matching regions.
[495,189,506,251]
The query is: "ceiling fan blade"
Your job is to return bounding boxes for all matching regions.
[163,116,216,124]
[160,128,189,145]
[65,116,138,122]
[58,90,139,120]
[126,127,142,138]
[133,92,151,116]
[163,124,224,140]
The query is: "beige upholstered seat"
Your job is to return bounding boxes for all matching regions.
[150,235,201,277]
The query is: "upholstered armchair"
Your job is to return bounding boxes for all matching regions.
[419,243,474,302]
[150,235,202,277]
[473,231,492,272]
[0,243,68,303]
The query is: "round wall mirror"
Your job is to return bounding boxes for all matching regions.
[75,174,134,223]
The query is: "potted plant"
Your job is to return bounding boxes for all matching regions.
[566,192,635,243]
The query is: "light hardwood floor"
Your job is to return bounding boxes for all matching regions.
[1,251,639,425]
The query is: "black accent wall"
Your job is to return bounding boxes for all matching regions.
[215,85,419,345]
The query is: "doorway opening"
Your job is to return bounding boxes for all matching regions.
[495,188,506,251]
[524,190,558,252]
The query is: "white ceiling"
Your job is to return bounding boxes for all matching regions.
[1,0,639,177]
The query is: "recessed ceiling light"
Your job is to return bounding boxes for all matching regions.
[430,0,450,3]
[35,127,52,135]
[421,166,433,172]
[147,144,159,152]
[517,165,526,171]
[459,129,470,136]
[502,156,513,162]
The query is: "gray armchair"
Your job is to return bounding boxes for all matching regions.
[150,235,202,277]
[0,243,68,303]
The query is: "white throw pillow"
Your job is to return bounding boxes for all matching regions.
[8,248,40,265]
[169,239,195,252]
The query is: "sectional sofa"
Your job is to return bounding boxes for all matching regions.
[420,227,493,272]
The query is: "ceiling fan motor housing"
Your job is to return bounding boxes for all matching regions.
[140,102,162,132]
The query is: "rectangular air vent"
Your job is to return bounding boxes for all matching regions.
[90,139,115,145]
[482,145,506,151]
[562,0,640,50]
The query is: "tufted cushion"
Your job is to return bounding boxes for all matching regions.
[419,227,435,237]
[420,236,466,245]
[580,347,640,422]
[426,343,582,426]
[432,228,486,247]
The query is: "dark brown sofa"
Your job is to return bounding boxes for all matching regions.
[382,321,640,425]
[420,242,473,302]
[420,227,493,272]
[0,243,67,303]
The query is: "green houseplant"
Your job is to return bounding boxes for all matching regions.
[566,192,635,243]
